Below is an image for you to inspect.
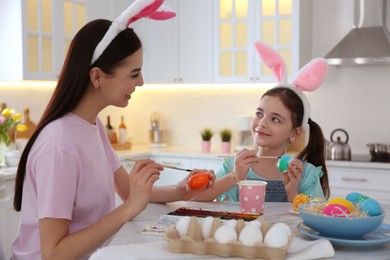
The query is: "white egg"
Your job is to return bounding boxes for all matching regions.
[264,226,289,248]
[201,216,214,239]
[226,219,237,228]
[248,220,262,228]
[214,225,237,244]
[175,216,191,238]
[238,225,263,246]
[271,222,292,236]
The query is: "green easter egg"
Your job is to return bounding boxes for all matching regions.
[277,155,292,173]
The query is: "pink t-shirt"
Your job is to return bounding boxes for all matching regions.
[12,113,122,260]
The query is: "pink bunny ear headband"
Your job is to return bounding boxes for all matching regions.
[254,41,328,130]
[91,0,175,64]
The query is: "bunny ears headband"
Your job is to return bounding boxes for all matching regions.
[91,0,175,64]
[254,41,328,129]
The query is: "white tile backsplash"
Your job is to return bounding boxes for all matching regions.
[1,66,390,156]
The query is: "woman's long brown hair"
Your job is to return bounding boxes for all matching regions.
[14,19,142,211]
[262,87,330,199]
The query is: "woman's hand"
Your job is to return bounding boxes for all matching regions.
[282,159,304,201]
[234,149,258,181]
[125,159,163,215]
[175,169,216,200]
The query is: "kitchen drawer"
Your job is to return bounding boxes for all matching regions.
[191,158,223,173]
[151,156,192,168]
[151,156,191,186]
[328,166,390,204]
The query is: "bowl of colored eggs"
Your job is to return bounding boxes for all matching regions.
[298,192,385,238]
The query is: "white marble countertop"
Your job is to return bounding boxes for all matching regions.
[90,201,390,260]
[0,166,17,181]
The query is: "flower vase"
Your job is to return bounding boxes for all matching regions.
[221,141,231,154]
[201,141,211,153]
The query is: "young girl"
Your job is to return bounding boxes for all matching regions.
[11,1,214,259]
[193,41,330,203]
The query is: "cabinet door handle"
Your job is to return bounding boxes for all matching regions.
[161,161,182,166]
[341,177,367,182]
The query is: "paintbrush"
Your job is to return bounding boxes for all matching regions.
[217,155,282,159]
[125,158,192,172]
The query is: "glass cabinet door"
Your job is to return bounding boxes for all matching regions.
[257,0,293,79]
[24,0,86,80]
[217,0,250,82]
[63,0,86,58]
[26,0,54,77]
[214,0,296,83]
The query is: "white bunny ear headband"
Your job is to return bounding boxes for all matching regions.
[91,0,175,64]
[254,41,328,130]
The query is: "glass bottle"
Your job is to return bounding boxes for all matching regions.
[119,115,127,144]
[105,116,113,141]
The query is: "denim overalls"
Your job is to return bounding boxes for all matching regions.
[247,176,288,202]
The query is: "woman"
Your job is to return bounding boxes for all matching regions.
[12,2,214,259]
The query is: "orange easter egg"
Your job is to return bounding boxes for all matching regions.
[188,172,210,190]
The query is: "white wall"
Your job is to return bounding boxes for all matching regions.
[1,0,389,156]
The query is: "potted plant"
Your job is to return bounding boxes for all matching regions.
[201,128,213,153]
[220,128,232,154]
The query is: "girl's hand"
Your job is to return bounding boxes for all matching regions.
[125,159,163,214]
[234,149,259,181]
[282,159,304,201]
[175,169,216,200]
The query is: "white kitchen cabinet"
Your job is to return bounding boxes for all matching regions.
[151,155,192,186]
[191,157,223,174]
[327,163,390,204]
[87,0,213,83]
[213,0,312,83]
[150,155,224,186]
[0,0,87,81]
[133,0,213,84]
[1,199,19,260]
[0,173,20,260]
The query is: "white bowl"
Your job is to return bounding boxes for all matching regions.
[5,150,22,159]
[5,157,20,167]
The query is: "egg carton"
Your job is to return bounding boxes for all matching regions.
[164,216,292,260]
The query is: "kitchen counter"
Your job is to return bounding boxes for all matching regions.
[0,167,18,181]
[326,159,390,170]
[115,145,237,160]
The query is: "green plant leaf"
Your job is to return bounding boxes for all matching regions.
[220,128,232,142]
[201,128,213,141]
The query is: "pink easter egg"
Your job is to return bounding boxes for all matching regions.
[322,204,350,217]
